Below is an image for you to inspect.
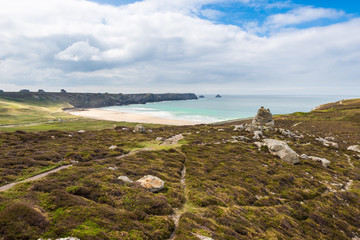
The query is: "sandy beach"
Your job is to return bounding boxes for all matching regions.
[66,108,198,126]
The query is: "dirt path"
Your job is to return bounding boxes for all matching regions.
[0,165,72,192]
[169,150,188,240]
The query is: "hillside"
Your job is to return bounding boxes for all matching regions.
[0,99,359,239]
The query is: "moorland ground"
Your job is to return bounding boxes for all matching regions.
[0,97,359,240]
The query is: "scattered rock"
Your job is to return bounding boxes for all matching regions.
[233,124,244,131]
[155,137,165,141]
[347,145,360,153]
[51,136,56,139]
[254,142,263,148]
[253,130,263,140]
[218,129,225,132]
[308,156,331,167]
[134,124,146,133]
[136,175,165,192]
[108,167,118,170]
[263,139,299,164]
[252,106,274,128]
[161,134,184,145]
[276,128,303,138]
[300,154,309,159]
[325,136,336,141]
[77,130,85,133]
[118,176,133,183]
[315,137,338,148]
[147,129,153,133]
[108,145,117,150]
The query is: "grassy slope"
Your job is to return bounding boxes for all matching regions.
[0,98,359,239]
[0,97,157,132]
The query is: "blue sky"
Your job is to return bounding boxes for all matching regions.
[91,0,359,28]
[0,0,359,94]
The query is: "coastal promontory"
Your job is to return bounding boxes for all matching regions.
[0,91,198,108]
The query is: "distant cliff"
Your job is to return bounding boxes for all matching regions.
[0,92,198,108]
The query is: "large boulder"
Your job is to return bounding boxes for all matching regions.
[347,145,360,153]
[263,139,299,164]
[252,107,274,127]
[136,175,165,192]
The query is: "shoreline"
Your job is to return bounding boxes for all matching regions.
[66,108,199,126]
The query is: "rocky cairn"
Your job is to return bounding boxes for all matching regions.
[252,106,274,128]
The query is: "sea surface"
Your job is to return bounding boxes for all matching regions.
[102,95,357,123]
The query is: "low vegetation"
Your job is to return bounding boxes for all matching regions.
[0,98,359,239]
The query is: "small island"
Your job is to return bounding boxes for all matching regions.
[215,94,221,98]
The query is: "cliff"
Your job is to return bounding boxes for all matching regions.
[0,92,198,108]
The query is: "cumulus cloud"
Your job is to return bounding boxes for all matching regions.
[0,0,359,94]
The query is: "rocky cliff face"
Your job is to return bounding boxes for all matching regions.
[0,92,198,108]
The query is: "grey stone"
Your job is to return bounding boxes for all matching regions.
[308,156,330,167]
[134,124,146,133]
[118,176,133,183]
[108,145,117,150]
[233,124,244,131]
[263,139,299,164]
[136,175,164,192]
[254,142,263,148]
[253,130,263,140]
[347,145,360,153]
[155,137,165,141]
[315,137,338,148]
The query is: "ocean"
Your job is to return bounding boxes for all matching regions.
[102,95,357,123]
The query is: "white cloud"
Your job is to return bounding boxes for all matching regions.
[266,6,345,28]
[55,41,101,61]
[0,0,359,95]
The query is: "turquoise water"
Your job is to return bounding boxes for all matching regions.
[102,95,357,123]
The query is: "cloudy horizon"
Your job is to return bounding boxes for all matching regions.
[0,0,359,95]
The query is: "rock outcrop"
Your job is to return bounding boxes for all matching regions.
[136,175,165,192]
[263,139,299,164]
[252,107,274,128]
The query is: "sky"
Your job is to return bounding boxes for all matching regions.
[0,0,359,95]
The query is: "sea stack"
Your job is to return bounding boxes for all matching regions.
[215,94,221,98]
[252,106,274,128]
